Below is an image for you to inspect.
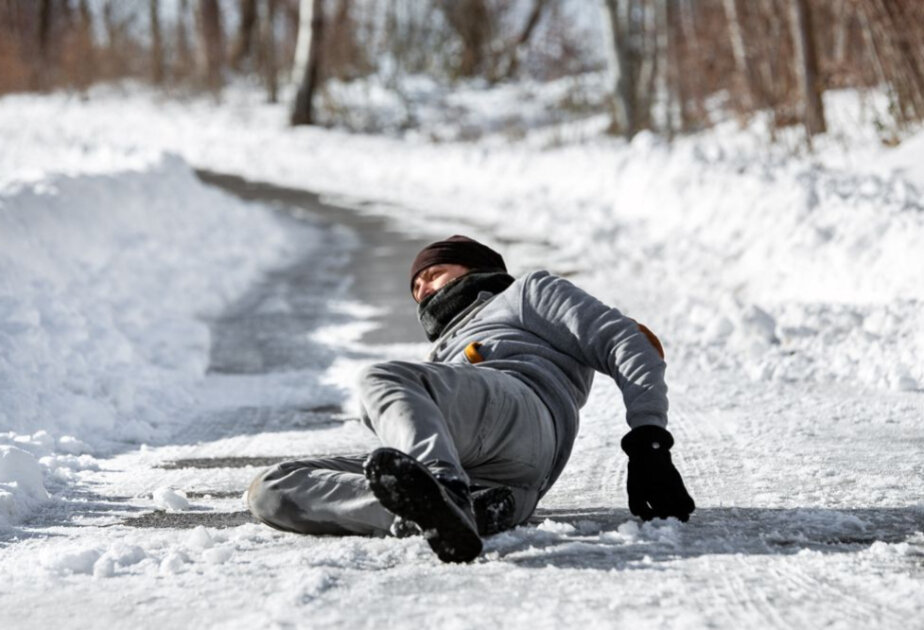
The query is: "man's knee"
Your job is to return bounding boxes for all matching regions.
[358,361,416,389]
[357,361,422,406]
[247,463,318,534]
[246,468,288,530]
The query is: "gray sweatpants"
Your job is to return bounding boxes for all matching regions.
[247,360,558,536]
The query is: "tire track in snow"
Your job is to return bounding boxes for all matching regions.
[672,403,793,628]
[673,387,918,628]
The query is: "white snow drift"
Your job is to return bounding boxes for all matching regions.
[0,155,296,528]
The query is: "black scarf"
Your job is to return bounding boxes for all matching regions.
[417,271,515,342]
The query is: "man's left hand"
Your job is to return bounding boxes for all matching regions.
[621,425,695,522]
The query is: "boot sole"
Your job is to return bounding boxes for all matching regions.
[364,448,483,563]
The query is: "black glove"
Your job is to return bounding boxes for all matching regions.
[621,425,695,522]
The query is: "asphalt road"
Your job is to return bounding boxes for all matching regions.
[196,170,429,354]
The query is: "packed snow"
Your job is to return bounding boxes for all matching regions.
[0,79,922,628]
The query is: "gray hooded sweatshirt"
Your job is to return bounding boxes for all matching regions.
[426,270,669,492]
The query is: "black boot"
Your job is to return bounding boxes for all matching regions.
[472,486,517,536]
[364,447,482,563]
[389,485,517,538]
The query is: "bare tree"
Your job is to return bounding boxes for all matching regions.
[499,0,551,80]
[654,0,671,136]
[100,1,123,76]
[261,0,279,102]
[290,0,324,125]
[74,0,95,89]
[197,0,224,91]
[38,0,52,58]
[634,0,656,131]
[832,0,850,68]
[788,0,826,135]
[860,0,924,125]
[175,0,194,78]
[231,0,258,70]
[198,0,224,91]
[149,0,164,83]
[37,0,52,87]
[325,0,368,80]
[722,0,754,111]
[676,0,706,128]
[601,0,638,138]
[437,0,492,78]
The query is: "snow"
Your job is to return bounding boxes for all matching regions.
[152,487,190,511]
[0,78,923,627]
[0,153,298,529]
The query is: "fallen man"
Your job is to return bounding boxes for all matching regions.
[248,235,695,562]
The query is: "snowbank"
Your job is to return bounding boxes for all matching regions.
[0,155,295,528]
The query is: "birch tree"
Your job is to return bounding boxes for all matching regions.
[788,0,826,135]
[290,0,324,126]
[601,0,638,138]
[723,0,753,111]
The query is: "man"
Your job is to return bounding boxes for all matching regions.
[248,235,694,563]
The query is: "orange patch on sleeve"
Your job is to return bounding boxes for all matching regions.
[464,342,485,364]
[631,320,665,359]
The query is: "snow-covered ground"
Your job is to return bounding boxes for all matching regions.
[0,79,922,628]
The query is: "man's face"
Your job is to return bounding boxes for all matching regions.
[412,264,470,303]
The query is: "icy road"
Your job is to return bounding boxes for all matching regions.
[0,169,920,629]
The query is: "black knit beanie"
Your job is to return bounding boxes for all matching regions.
[409,235,506,292]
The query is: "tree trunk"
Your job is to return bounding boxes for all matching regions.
[666,0,687,131]
[198,0,224,91]
[150,0,164,83]
[859,0,924,124]
[231,0,258,70]
[788,0,826,135]
[38,0,52,63]
[635,0,656,131]
[500,0,549,80]
[75,0,94,89]
[290,0,324,126]
[601,0,638,138]
[677,0,706,128]
[261,0,279,102]
[327,0,362,79]
[832,0,849,68]
[654,0,672,137]
[722,0,754,111]
[176,0,193,78]
[437,0,491,78]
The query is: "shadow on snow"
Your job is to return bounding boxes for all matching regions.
[485,505,924,568]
